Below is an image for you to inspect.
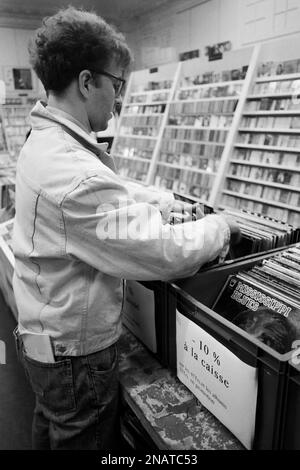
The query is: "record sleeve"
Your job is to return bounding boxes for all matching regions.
[213,271,300,354]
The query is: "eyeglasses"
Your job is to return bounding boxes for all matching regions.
[91,69,126,97]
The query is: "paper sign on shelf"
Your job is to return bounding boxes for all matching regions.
[122,281,157,353]
[176,310,258,449]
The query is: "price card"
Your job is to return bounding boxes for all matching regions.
[176,310,258,449]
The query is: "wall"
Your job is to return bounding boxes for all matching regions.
[2,1,300,78]
[0,26,45,97]
[123,0,300,70]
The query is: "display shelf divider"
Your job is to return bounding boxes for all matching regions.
[130,88,171,95]
[146,62,182,186]
[157,161,217,175]
[234,143,300,153]
[248,92,295,100]
[226,175,299,191]
[243,111,300,116]
[118,133,157,140]
[209,44,261,208]
[124,100,167,106]
[179,79,244,90]
[171,96,239,103]
[239,127,300,134]
[230,159,300,172]
[161,137,225,146]
[122,113,164,117]
[256,73,300,83]
[222,190,300,212]
[114,155,151,163]
[166,124,230,131]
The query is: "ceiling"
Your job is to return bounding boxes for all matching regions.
[0,0,174,28]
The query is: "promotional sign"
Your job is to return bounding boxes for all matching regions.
[176,310,258,449]
[122,281,156,353]
[205,41,232,61]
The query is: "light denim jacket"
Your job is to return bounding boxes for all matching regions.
[12,101,230,356]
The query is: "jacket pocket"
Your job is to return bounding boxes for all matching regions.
[22,353,76,414]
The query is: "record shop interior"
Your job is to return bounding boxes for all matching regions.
[0,0,300,452]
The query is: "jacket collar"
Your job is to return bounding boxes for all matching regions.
[30,101,116,171]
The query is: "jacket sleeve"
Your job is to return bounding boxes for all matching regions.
[61,170,230,281]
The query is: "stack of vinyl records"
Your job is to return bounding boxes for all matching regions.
[213,244,300,354]
[168,198,300,269]
[222,209,300,259]
[171,196,299,254]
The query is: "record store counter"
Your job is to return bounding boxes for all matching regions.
[119,327,244,450]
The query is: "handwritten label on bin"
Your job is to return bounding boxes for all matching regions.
[176,310,258,449]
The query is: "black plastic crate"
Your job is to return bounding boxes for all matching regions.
[175,244,299,309]
[125,247,297,372]
[167,283,293,449]
[164,247,299,450]
[280,361,300,449]
[167,246,297,371]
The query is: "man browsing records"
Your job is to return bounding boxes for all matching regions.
[12,6,240,450]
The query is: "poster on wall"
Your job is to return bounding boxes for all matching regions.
[205,41,232,61]
[3,67,33,92]
[12,68,33,90]
[179,49,200,62]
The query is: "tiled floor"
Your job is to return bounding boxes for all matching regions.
[0,290,34,450]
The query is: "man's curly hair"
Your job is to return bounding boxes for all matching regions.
[29,6,133,92]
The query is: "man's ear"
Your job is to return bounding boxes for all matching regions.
[78,70,93,98]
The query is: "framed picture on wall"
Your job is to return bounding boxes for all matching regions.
[12,68,33,90]
[3,66,34,92]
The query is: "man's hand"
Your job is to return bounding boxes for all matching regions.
[223,215,242,245]
[170,201,205,223]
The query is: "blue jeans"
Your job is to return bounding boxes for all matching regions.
[17,336,120,450]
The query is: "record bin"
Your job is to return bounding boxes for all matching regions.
[280,361,300,450]
[125,246,298,372]
[165,250,299,450]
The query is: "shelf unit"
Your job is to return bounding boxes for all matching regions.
[112,48,256,204]
[0,120,6,153]
[110,62,180,184]
[112,37,300,226]
[0,105,32,159]
[215,37,300,226]
[153,48,256,204]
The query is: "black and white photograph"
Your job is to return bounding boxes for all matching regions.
[0,0,299,458]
